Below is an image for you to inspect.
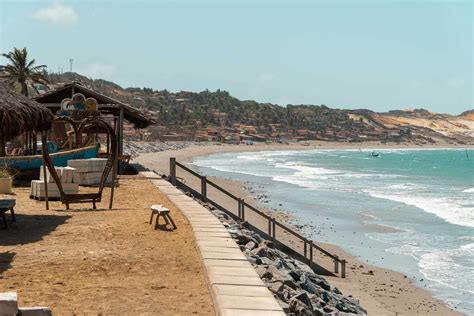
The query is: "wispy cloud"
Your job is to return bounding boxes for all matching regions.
[34,1,78,26]
[79,63,116,79]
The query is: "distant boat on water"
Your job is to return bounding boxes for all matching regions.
[371,151,379,157]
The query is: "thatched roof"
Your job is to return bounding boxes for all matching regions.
[0,82,53,140]
[34,82,155,129]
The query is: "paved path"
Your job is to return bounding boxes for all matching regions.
[142,172,285,316]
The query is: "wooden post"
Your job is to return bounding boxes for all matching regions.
[118,107,124,156]
[201,176,207,201]
[0,133,5,156]
[304,239,307,258]
[109,155,117,209]
[170,157,176,185]
[334,256,339,274]
[41,132,49,211]
[272,217,276,241]
[32,131,37,154]
[238,199,242,218]
[309,240,314,269]
[241,199,245,221]
[341,259,346,278]
[267,216,271,236]
[106,132,110,155]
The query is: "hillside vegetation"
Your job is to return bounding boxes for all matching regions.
[46,72,473,144]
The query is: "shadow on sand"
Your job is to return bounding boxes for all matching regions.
[0,251,15,275]
[0,214,71,246]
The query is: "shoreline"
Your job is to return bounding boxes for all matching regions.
[133,141,465,315]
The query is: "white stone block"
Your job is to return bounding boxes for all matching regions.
[31,180,78,198]
[39,166,62,183]
[0,292,18,315]
[61,167,77,184]
[18,307,52,316]
[68,158,107,173]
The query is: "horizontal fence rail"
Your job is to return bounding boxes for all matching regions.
[169,157,346,278]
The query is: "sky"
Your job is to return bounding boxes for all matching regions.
[0,0,472,114]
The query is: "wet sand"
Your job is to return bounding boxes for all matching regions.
[134,141,463,316]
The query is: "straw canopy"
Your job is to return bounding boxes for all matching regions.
[0,81,53,141]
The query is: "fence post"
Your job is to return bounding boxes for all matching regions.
[201,176,207,201]
[334,256,339,274]
[272,217,276,241]
[169,157,176,185]
[238,199,242,218]
[268,216,272,237]
[341,260,346,278]
[304,239,307,258]
[309,240,314,269]
[241,199,245,221]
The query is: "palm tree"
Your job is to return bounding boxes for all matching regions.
[1,47,48,96]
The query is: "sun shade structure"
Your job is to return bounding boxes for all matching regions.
[33,82,155,155]
[0,81,53,155]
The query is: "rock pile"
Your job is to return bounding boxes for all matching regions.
[204,205,367,315]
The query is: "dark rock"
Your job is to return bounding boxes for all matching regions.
[233,231,257,245]
[245,241,257,251]
[289,292,313,315]
[256,257,274,266]
[300,271,331,292]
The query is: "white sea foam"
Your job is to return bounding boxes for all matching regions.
[364,190,474,228]
[463,188,474,193]
[419,243,474,295]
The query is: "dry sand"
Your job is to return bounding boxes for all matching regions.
[134,141,464,316]
[0,177,213,315]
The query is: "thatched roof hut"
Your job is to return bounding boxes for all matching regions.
[0,82,53,153]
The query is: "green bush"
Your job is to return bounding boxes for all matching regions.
[0,168,11,178]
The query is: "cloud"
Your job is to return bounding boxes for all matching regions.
[79,63,116,78]
[34,1,78,26]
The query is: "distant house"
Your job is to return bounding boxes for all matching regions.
[243,125,257,134]
[248,134,268,142]
[205,128,219,136]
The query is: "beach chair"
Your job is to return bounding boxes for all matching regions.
[150,204,177,230]
[0,199,16,229]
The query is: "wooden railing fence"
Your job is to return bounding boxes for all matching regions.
[169,157,346,278]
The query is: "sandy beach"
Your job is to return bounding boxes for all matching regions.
[134,141,465,316]
[0,177,213,314]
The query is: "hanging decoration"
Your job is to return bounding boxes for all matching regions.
[58,93,100,119]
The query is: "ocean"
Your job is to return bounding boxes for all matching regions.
[192,148,474,314]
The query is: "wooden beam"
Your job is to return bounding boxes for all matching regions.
[118,107,124,156]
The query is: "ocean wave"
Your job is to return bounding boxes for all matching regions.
[363,190,474,228]
[463,188,474,193]
[419,243,474,295]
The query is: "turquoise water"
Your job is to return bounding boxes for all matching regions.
[193,148,474,314]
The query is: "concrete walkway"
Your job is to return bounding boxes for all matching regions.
[142,172,285,316]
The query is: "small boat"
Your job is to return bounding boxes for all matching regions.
[0,145,99,178]
[371,151,379,157]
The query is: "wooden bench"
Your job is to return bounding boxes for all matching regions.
[149,204,177,230]
[0,199,16,229]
